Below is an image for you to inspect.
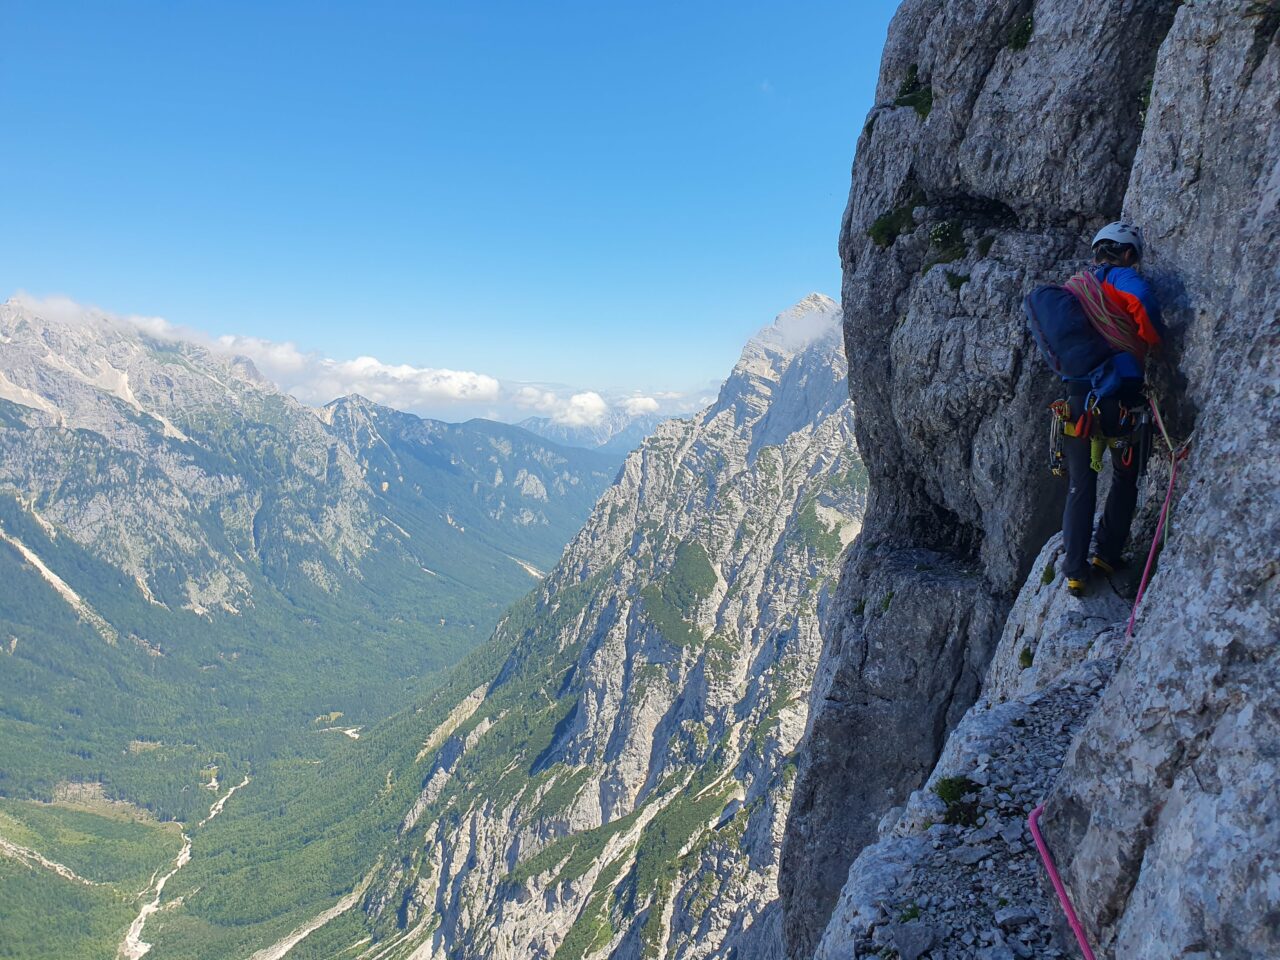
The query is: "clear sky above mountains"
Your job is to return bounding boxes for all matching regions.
[1,0,898,422]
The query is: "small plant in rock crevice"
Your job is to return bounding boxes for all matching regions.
[921,219,968,273]
[868,188,927,248]
[868,204,917,248]
[894,64,933,118]
[929,220,961,247]
[1138,71,1156,125]
[1008,13,1034,50]
[1019,646,1034,670]
[933,775,981,826]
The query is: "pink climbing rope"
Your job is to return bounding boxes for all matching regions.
[1028,804,1097,960]
[1125,397,1190,638]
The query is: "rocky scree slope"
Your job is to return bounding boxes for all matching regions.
[0,301,617,818]
[781,1,1278,958]
[347,294,865,960]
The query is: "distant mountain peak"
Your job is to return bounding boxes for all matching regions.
[748,292,841,356]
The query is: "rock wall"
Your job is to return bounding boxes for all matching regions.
[783,1,1278,957]
[1047,4,1279,955]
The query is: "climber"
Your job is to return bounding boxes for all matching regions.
[1057,221,1166,596]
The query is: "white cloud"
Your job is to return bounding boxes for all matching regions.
[622,395,660,415]
[217,335,310,375]
[511,387,660,427]
[512,386,562,413]
[10,291,176,339]
[211,337,501,408]
[554,391,609,426]
[5,291,721,429]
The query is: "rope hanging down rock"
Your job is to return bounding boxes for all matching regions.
[1028,804,1097,960]
[1126,396,1191,638]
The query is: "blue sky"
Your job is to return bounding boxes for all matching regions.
[1,1,898,420]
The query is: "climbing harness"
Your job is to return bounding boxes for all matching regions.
[1046,395,1152,477]
[1029,805,1097,960]
[1126,395,1191,638]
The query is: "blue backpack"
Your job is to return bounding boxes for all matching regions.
[1023,283,1131,397]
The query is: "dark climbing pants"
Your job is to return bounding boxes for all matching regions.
[1062,395,1141,579]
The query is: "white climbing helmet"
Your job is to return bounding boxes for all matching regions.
[1092,220,1145,259]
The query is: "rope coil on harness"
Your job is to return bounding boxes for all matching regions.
[1063,270,1151,361]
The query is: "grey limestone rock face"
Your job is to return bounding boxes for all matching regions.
[781,2,1181,954]
[810,534,1130,959]
[785,0,1278,957]
[1045,5,1280,957]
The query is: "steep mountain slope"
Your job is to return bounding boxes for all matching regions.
[782,2,1278,958]
[249,293,863,960]
[324,395,617,576]
[0,299,618,822]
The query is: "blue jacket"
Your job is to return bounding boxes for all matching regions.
[1089,264,1165,383]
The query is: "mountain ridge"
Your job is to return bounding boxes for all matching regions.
[125,294,864,960]
[341,293,861,960]
[0,299,618,826]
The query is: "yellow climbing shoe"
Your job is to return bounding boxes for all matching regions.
[1066,577,1088,598]
[1090,556,1116,576]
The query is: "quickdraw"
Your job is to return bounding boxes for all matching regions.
[1048,400,1069,476]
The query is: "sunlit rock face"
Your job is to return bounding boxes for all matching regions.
[782,1,1278,957]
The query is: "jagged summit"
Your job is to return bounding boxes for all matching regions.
[707,293,846,453]
[748,292,841,355]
